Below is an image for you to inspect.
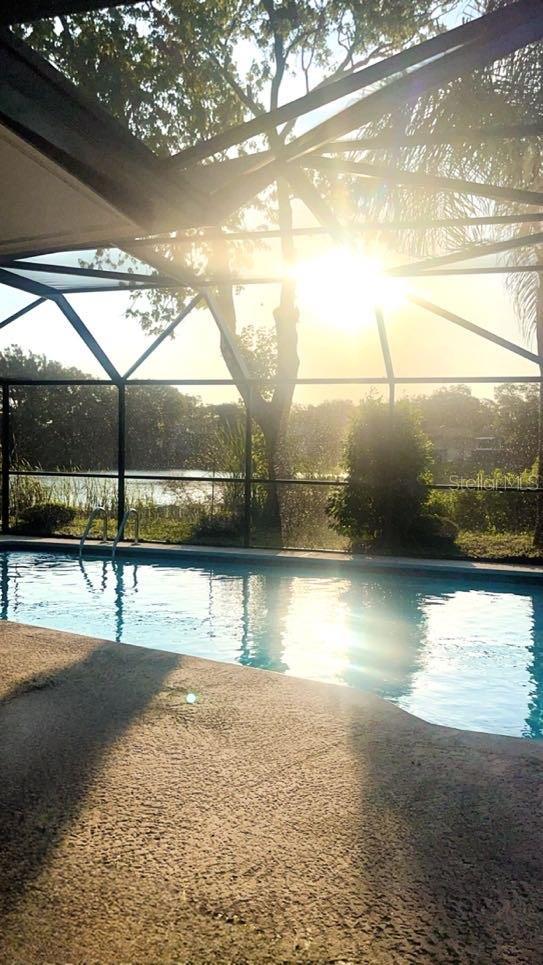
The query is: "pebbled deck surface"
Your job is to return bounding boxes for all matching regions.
[0,620,542,964]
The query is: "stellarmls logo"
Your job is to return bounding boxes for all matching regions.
[449,471,538,491]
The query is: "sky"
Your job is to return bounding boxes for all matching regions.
[0,255,536,405]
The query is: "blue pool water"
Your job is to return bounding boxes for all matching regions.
[1,551,542,740]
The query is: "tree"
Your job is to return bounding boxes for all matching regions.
[412,385,493,437]
[0,346,218,472]
[327,399,436,548]
[341,0,543,538]
[17,0,456,536]
[0,347,118,470]
[406,386,496,479]
[281,398,355,477]
[493,383,539,473]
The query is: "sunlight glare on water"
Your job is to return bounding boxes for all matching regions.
[1,551,541,740]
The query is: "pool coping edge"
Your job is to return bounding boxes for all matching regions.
[1,535,542,583]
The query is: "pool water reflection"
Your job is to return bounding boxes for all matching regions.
[1,551,541,739]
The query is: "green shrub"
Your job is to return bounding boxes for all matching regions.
[408,512,459,547]
[14,502,76,535]
[428,487,536,535]
[328,400,456,551]
[191,510,242,539]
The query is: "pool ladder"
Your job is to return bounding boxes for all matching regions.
[112,508,139,559]
[79,506,108,557]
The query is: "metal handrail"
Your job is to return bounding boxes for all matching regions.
[79,506,108,557]
[112,508,139,559]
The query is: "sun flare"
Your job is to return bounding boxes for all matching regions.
[293,246,407,331]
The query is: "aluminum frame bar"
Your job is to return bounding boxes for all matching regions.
[2,260,170,287]
[389,230,543,276]
[408,294,543,367]
[325,122,543,152]
[306,155,543,207]
[0,267,121,382]
[1,1,143,23]
[123,295,202,379]
[0,296,45,329]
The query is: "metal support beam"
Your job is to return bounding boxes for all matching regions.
[203,290,251,381]
[55,295,122,384]
[2,383,10,534]
[123,295,202,379]
[0,267,121,382]
[375,306,395,408]
[0,267,59,300]
[10,211,540,264]
[287,171,347,247]
[8,266,538,288]
[286,167,350,244]
[306,155,543,208]
[117,382,126,530]
[129,213,543,246]
[2,260,172,287]
[244,387,252,548]
[390,230,543,277]
[409,265,543,277]
[0,297,45,330]
[408,294,543,367]
[0,374,543,386]
[2,262,543,293]
[34,282,178,296]
[324,122,543,152]
[121,245,202,290]
[0,1,143,24]
[290,5,543,159]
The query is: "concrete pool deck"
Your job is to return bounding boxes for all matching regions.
[1,622,543,963]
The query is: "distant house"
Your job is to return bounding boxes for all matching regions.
[433,427,475,463]
[474,434,502,454]
[433,427,501,463]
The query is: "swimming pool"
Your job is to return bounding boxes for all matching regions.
[1,550,541,739]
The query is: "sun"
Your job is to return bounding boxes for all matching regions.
[293,245,407,331]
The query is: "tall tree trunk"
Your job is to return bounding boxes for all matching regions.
[265,180,299,537]
[206,6,299,543]
[208,179,299,543]
[258,418,285,538]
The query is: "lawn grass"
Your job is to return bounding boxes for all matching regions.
[456,531,543,563]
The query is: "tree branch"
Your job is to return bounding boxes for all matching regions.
[209,52,265,118]
[261,0,286,112]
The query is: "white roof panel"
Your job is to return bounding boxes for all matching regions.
[0,123,139,258]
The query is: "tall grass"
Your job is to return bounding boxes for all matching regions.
[10,470,117,516]
[9,470,244,544]
[8,467,541,558]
